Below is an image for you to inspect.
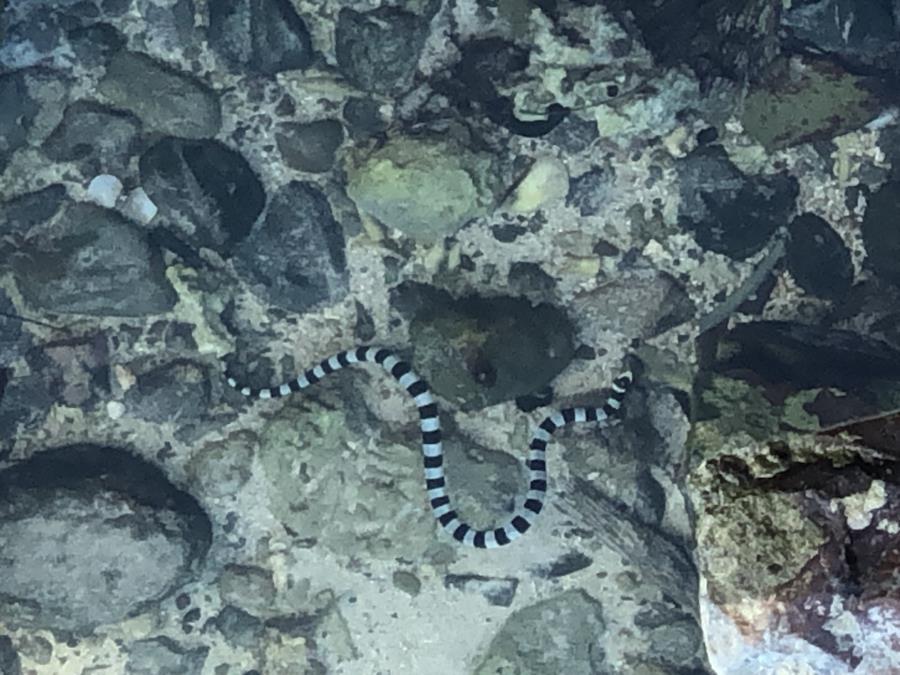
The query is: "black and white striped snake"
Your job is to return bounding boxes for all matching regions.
[225,346,633,549]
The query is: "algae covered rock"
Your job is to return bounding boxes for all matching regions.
[740,57,883,151]
[346,136,499,243]
[690,318,900,672]
[403,286,576,410]
[697,490,826,604]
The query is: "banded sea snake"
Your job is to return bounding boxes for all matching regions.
[226,346,633,549]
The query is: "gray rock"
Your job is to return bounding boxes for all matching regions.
[98,51,221,138]
[782,0,900,74]
[0,491,187,632]
[443,574,518,607]
[474,590,607,675]
[391,571,421,596]
[212,606,265,650]
[567,165,616,218]
[208,0,313,75]
[507,261,557,298]
[862,180,900,288]
[335,7,429,96]
[0,334,108,453]
[1,2,124,68]
[139,137,266,255]
[342,97,388,139]
[218,564,277,615]
[67,22,126,68]
[538,552,593,578]
[135,0,198,55]
[101,0,132,15]
[23,333,109,411]
[0,445,212,633]
[0,13,64,70]
[546,113,600,152]
[0,371,54,457]
[0,184,67,238]
[399,283,576,410]
[232,181,348,313]
[677,146,798,260]
[0,636,21,675]
[0,291,29,365]
[635,603,706,669]
[276,119,344,173]
[126,637,208,675]
[43,100,142,175]
[11,203,177,316]
[786,212,853,300]
[624,0,779,84]
[0,70,42,170]
[125,360,211,424]
[718,320,900,390]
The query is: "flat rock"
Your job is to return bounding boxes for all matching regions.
[11,202,177,316]
[0,445,211,633]
[98,51,221,139]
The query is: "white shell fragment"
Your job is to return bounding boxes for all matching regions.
[86,174,124,208]
[121,187,159,225]
[507,156,569,214]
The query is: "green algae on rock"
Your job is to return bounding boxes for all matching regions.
[345,136,499,243]
[697,490,826,604]
[740,57,883,151]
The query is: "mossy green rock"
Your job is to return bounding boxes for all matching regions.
[740,57,881,151]
[346,136,498,242]
[695,376,782,449]
[409,294,575,410]
[697,491,826,604]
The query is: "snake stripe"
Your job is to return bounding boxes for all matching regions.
[225,346,633,548]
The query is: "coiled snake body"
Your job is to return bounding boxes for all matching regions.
[226,346,633,548]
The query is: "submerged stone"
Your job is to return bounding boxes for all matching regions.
[208,0,313,75]
[786,212,853,299]
[139,137,265,255]
[335,7,429,96]
[98,51,221,139]
[474,590,607,675]
[231,181,348,313]
[0,445,211,633]
[677,146,798,260]
[740,57,883,151]
[346,136,499,243]
[11,203,176,316]
[276,119,344,173]
[862,180,900,288]
[401,284,576,410]
[42,100,141,175]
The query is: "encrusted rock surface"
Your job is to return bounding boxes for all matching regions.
[1,0,898,673]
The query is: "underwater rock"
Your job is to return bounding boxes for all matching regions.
[0,445,211,633]
[786,212,853,300]
[346,136,499,243]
